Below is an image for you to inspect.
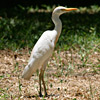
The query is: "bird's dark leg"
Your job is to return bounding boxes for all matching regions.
[39,71,43,97]
[41,69,47,97]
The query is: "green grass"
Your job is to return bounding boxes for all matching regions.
[0,5,100,52]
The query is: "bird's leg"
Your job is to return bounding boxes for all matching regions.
[39,59,49,97]
[41,69,47,96]
[39,71,43,97]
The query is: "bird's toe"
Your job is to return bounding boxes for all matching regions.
[39,93,43,97]
[45,92,48,97]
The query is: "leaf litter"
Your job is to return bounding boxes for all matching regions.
[0,49,100,100]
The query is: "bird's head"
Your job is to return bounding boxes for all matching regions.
[53,6,78,16]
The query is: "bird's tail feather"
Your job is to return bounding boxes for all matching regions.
[22,58,38,80]
[22,65,34,80]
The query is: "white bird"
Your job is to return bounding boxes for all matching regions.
[22,6,77,97]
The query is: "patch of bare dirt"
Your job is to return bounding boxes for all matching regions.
[0,49,100,100]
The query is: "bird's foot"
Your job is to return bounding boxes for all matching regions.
[39,91,48,97]
[39,92,43,97]
[39,93,48,97]
[45,92,48,97]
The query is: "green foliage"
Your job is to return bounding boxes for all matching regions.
[0,5,100,51]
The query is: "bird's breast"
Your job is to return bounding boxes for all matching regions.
[32,39,54,60]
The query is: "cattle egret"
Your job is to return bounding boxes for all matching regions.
[22,6,78,97]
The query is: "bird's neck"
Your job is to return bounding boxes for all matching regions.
[52,14,62,35]
[52,14,62,45]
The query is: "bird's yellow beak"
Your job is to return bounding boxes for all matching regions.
[62,8,78,12]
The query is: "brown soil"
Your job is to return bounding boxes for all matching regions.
[0,49,100,100]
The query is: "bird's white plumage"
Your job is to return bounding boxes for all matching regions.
[22,30,57,79]
[22,6,78,80]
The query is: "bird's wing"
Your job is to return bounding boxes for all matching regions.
[22,30,56,80]
[29,30,56,62]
